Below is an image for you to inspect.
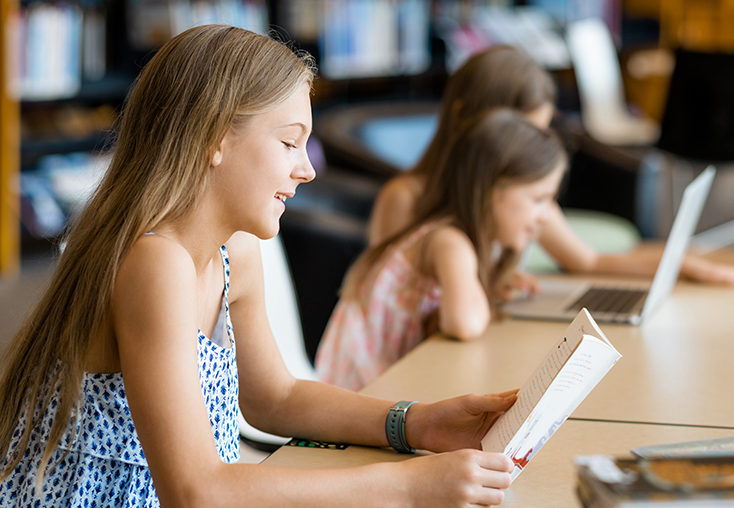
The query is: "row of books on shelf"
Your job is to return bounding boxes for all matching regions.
[315,0,431,79]
[6,0,268,102]
[273,0,432,79]
[127,0,268,51]
[8,2,105,101]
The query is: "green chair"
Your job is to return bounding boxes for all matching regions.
[523,208,641,273]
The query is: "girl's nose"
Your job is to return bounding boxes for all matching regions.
[294,155,316,183]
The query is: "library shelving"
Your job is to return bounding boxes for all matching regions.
[1,0,20,276]
[1,0,272,274]
[0,0,649,278]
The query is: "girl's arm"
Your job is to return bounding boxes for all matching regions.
[538,203,734,285]
[115,233,515,508]
[229,232,511,446]
[422,226,490,340]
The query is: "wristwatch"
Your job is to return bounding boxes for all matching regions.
[385,401,417,454]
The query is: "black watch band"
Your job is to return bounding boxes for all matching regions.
[385,401,417,454]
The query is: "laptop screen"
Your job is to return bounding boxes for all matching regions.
[642,166,716,320]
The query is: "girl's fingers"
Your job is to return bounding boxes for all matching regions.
[468,488,506,507]
[469,469,511,506]
[487,389,520,398]
[474,455,513,506]
[476,450,514,474]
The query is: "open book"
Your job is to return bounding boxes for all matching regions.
[482,309,621,481]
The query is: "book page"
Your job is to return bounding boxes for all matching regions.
[482,310,590,453]
[482,309,621,480]
[502,338,620,479]
[481,332,578,453]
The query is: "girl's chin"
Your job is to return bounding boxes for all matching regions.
[498,241,525,253]
[248,219,282,241]
[512,239,530,252]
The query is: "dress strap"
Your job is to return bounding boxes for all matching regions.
[219,245,235,346]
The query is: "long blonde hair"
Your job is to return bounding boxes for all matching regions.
[414,45,556,180]
[344,109,566,300]
[0,25,315,482]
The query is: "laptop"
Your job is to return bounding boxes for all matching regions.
[503,165,716,325]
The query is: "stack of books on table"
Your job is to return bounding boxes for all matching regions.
[576,438,734,507]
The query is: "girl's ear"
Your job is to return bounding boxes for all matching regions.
[211,142,224,167]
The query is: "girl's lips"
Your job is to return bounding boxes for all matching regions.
[275,191,294,202]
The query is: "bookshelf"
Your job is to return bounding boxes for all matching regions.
[0,0,650,277]
[0,0,440,273]
[1,0,20,277]
[3,0,272,264]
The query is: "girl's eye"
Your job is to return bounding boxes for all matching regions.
[283,142,297,150]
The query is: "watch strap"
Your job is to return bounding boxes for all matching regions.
[385,400,417,454]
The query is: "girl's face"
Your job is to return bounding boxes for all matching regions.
[491,164,564,252]
[211,85,315,239]
[524,102,555,129]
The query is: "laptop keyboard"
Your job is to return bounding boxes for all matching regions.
[567,287,648,315]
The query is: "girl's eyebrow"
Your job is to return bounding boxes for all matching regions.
[279,122,310,134]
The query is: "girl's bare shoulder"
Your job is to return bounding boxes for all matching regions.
[428,223,473,249]
[423,224,477,265]
[378,173,424,207]
[111,236,200,332]
[409,222,476,276]
[118,234,196,290]
[112,234,200,351]
[370,173,426,244]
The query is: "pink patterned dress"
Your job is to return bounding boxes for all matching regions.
[316,223,443,391]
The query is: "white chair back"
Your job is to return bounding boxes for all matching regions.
[259,235,317,381]
[238,235,317,448]
[566,17,659,145]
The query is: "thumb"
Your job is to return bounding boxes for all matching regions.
[475,391,518,412]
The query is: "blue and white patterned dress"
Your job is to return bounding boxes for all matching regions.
[0,245,240,507]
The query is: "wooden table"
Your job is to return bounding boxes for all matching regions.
[264,421,734,508]
[356,274,734,429]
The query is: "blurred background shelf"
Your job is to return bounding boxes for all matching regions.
[3,1,734,345]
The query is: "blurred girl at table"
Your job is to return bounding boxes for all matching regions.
[0,25,520,508]
[316,108,567,391]
[369,45,734,291]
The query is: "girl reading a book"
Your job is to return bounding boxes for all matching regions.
[0,25,520,507]
[316,108,567,391]
[368,45,734,292]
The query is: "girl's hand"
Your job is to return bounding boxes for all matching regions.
[681,255,734,286]
[399,450,513,507]
[496,271,540,301]
[405,391,519,454]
